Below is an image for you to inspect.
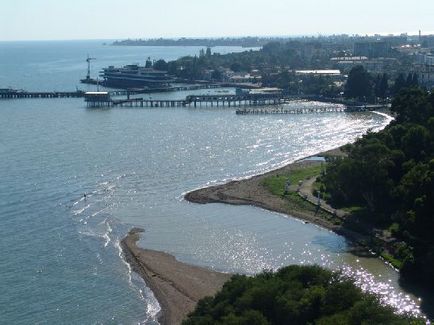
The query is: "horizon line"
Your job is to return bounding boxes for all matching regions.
[1,31,433,43]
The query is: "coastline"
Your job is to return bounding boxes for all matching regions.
[120,228,231,325]
[119,147,371,324]
[184,146,371,249]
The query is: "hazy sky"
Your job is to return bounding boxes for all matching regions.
[1,0,434,41]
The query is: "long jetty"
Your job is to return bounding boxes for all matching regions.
[86,94,298,108]
[0,84,220,100]
[0,90,85,99]
[85,92,388,114]
[1,88,387,114]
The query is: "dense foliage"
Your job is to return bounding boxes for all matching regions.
[321,88,434,288]
[183,265,420,325]
[345,66,374,100]
[344,65,420,101]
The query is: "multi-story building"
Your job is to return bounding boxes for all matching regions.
[354,41,391,58]
[415,53,434,87]
[330,56,399,74]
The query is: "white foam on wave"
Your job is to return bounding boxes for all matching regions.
[371,110,395,130]
[102,219,112,248]
[73,204,90,216]
[72,196,85,206]
[78,229,104,240]
[115,239,133,285]
[91,207,108,217]
[114,238,162,323]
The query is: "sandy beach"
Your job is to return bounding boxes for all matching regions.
[121,228,231,325]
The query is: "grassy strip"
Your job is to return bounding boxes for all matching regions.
[286,192,342,225]
[380,252,404,269]
[261,164,342,226]
[262,164,323,196]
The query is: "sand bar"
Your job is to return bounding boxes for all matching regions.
[121,228,231,325]
[185,147,368,244]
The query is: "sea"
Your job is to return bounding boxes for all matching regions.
[0,40,425,324]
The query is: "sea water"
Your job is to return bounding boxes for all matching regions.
[0,40,424,324]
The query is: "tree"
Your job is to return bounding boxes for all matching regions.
[374,73,389,98]
[211,69,223,81]
[183,266,422,325]
[393,73,407,95]
[322,89,434,290]
[230,62,242,72]
[344,66,373,100]
[145,57,153,68]
[391,88,433,124]
[153,59,168,71]
[206,47,212,58]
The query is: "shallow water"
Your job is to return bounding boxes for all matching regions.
[0,41,425,323]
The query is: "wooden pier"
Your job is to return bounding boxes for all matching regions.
[0,84,220,101]
[85,92,388,114]
[85,93,298,108]
[0,90,85,99]
[184,94,292,107]
[111,98,187,108]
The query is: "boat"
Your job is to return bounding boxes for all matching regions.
[80,77,100,85]
[99,64,173,89]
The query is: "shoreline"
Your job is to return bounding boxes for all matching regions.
[121,145,432,323]
[119,147,371,324]
[184,146,371,250]
[120,228,231,325]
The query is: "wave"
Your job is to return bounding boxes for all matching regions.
[102,219,112,248]
[73,204,90,216]
[115,238,162,323]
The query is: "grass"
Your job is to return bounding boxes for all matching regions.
[286,192,341,225]
[380,252,403,269]
[262,164,324,196]
[341,206,365,214]
[261,164,342,226]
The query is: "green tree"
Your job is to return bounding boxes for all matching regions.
[183,266,422,325]
[393,73,407,95]
[391,88,433,124]
[153,59,168,71]
[374,73,389,98]
[345,65,373,100]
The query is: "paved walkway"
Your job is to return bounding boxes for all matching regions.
[297,177,348,219]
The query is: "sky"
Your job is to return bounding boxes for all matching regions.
[1,0,434,41]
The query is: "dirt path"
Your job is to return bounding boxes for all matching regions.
[298,176,348,219]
